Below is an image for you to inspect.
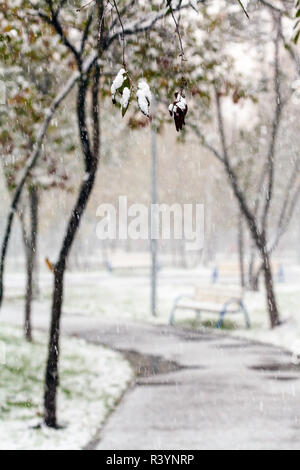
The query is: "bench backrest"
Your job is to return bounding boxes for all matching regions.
[195,286,243,304]
[216,263,241,276]
[110,252,152,268]
[216,261,280,276]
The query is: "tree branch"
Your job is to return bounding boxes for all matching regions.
[41,0,82,68]
[214,89,262,246]
[259,0,288,14]
[261,15,283,233]
[105,0,199,49]
[80,6,95,55]
[189,123,224,163]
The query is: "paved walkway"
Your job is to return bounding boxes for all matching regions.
[70,317,300,450]
[2,305,300,450]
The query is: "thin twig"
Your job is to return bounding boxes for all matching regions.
[105,1,192,49]
[237,0,250,19]
[261,15,283,233]
[112,0,126,66]
[76,0,95,12]
[42,0,82,68]
[167,0,186,65]
[80,6,95,55]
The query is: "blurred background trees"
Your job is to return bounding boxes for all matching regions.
[0,0,299,426]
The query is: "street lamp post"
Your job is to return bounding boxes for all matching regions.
[151,98,158,317]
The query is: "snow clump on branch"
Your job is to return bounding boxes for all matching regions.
[111,68,132,116]
[111,68,127,104]
[137,80,152,117]
[169,91,188,132]
[121,87,131,110]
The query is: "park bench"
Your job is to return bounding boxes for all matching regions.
[105,252,154,273]
[212,261,285,284]
[211,262,241,284]
[169,285,250,329]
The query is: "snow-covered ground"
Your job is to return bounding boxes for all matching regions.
[1,264,300,449]
[2,264,300,356]
[0,323,133,450]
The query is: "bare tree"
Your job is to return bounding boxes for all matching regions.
[23,186,39,342]
[247,5,300,288]
[193,3,300,326]
[192,15,287,327]
[248,156,300,289]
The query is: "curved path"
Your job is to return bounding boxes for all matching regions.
[69,317,300,450]
[3,306,300,450]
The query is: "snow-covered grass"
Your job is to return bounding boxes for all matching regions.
[3,265,300,355]
[64,267,300,357]
[0,323,133,450]
[175,281,300,353]
[231,282,300,358]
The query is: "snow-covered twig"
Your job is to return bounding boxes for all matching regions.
[105,1,194,48]
[167,0,186,62]
[111,0,127,65]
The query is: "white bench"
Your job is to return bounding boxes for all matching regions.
[169,285,250,328]
[212,263,240,283]
[105,252,153,272]
[212,262,284,284]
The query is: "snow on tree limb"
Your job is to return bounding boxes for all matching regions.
[137,80,152,117]
[169,91,188,132]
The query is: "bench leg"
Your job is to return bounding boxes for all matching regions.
[169,300,179,325]
[240,301,251,329]
[216,305,228,329]
[278,265,285,283]
[169,295,194,326]
[212,267,218,284]
[169,306,176,325]
[105,261,113,273]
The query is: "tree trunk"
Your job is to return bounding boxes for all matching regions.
[260,245,281,329]
[32,212,40,300]
[248,242,257,291]
[248,249,261,292]
[32,256,40,299]
[44,260,65,428]
[24,186,38,342]
[44,64,100,428]
[238,213,245,289]
[249,267,260,291]
[298,213,300,264]
[0,214,13,308]
[24,250,33,342]
[214,87,281,329]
